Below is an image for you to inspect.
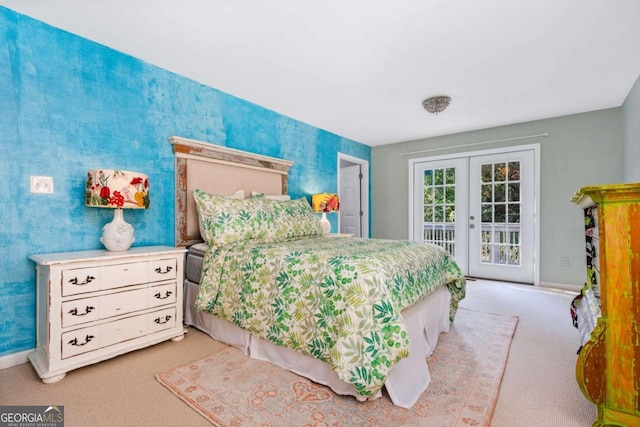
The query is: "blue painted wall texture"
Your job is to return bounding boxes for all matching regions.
[0,7,371,357]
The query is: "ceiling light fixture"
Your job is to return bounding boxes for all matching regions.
[422,96,451,115]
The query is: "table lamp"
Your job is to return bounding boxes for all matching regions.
[311,193,340,235]
[86,169,150,251]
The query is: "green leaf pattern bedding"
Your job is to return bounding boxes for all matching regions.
[195,236,466,398]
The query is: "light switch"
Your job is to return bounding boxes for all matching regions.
[30,176,54,193]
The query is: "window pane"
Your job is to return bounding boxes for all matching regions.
[423,206,433,222]
[424,187,433,204]
[434,206,444,222]
[494,204,506,223]
[508,183,520,202]
[445,205,455,223]
[433,187,444,204]
[445,186,455,203]
[481,184,493,202]
[481,164,492,182]
[509,246,520,265]
[434,169,444,185]
[494,163,506,182]
[494,183,506,203]
[508,162,520,181]
[481,245,491,262]
[481,204,493,222]
[424,170,433,186]
[508,204,520,223]
[496,245,507,264]
[445,168,455,184]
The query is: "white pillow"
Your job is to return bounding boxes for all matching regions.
[251,191,291,202]
[198,190,245,239]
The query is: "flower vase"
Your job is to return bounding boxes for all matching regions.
[101,208,134,251]
[319,212,331,235]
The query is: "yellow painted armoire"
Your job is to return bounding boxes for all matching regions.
[572,183,640,427]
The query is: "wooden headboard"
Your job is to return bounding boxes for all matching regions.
[169,136,294,246]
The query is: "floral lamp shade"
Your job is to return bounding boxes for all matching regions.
[86,169,150,209]
[85,169,150,252]
[311,193,339,235]
[311,193,340,213]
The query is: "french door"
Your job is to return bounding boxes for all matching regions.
[411,158,469,273]
[410,147,537,284]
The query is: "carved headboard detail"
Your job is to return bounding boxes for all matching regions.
[169,136,294,246]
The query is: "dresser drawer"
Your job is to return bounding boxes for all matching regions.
[149,282,177,308]
[149,258,178,282]
[62,287,153,328]
[61,296,100,327]
[61,267,100,295]
[62,313,147,359]
[62,261,148,296]
[61,307,176,359]
[149,307,177,334]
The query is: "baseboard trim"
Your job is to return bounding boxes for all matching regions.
[0,349,32,371]
[539,281,581,293]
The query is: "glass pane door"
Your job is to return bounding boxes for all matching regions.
[479,161,522,266]
[469,150,534,283]
[412,158,468,274]
[423,167,457,256]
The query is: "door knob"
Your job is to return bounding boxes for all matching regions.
[470,224,475,229]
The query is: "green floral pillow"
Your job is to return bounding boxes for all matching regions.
[194,190,322,247]
[197,190,244,240]
[272,197,323,239]
[193,189,281,247]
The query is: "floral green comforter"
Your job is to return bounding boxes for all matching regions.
[195,236,466,398]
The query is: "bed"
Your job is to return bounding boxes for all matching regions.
[170,136,466,409]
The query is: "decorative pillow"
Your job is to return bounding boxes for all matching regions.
[272,197,323,239]
[251,191,291,202]
[196,189,245,242]
[193,189,280,247]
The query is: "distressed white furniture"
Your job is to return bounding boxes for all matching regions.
[28,246,186,383]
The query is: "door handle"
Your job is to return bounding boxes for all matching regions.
[470,224,475,229]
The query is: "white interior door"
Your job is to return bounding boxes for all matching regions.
[468,150,534,283]
[410,146,537,284]
[340,164,362,237]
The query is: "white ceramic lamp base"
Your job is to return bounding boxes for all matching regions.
[101,208,135,251]
[318,212,331,235]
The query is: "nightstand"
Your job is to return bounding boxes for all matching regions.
[28,245,186,383]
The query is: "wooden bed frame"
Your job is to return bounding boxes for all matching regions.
[169,136,293,246]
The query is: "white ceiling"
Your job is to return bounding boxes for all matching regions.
[2,1,640,146]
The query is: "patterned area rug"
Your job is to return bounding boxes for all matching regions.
[157,308,517,426]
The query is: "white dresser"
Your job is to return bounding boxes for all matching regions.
[28,245,187,383]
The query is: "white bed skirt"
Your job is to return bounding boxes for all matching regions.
[183,279,451,409]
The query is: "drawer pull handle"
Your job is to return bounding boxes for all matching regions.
[68,335,95,347]
[154,315,172,325]
[69,306,95,316]
[154,291,173,300]
[68,275,96,286]
[155,266,173,274]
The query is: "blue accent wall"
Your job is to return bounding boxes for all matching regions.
[0,7,370,357]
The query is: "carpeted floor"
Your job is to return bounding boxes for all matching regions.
[0,280,596,426]
[157,307,518,427]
